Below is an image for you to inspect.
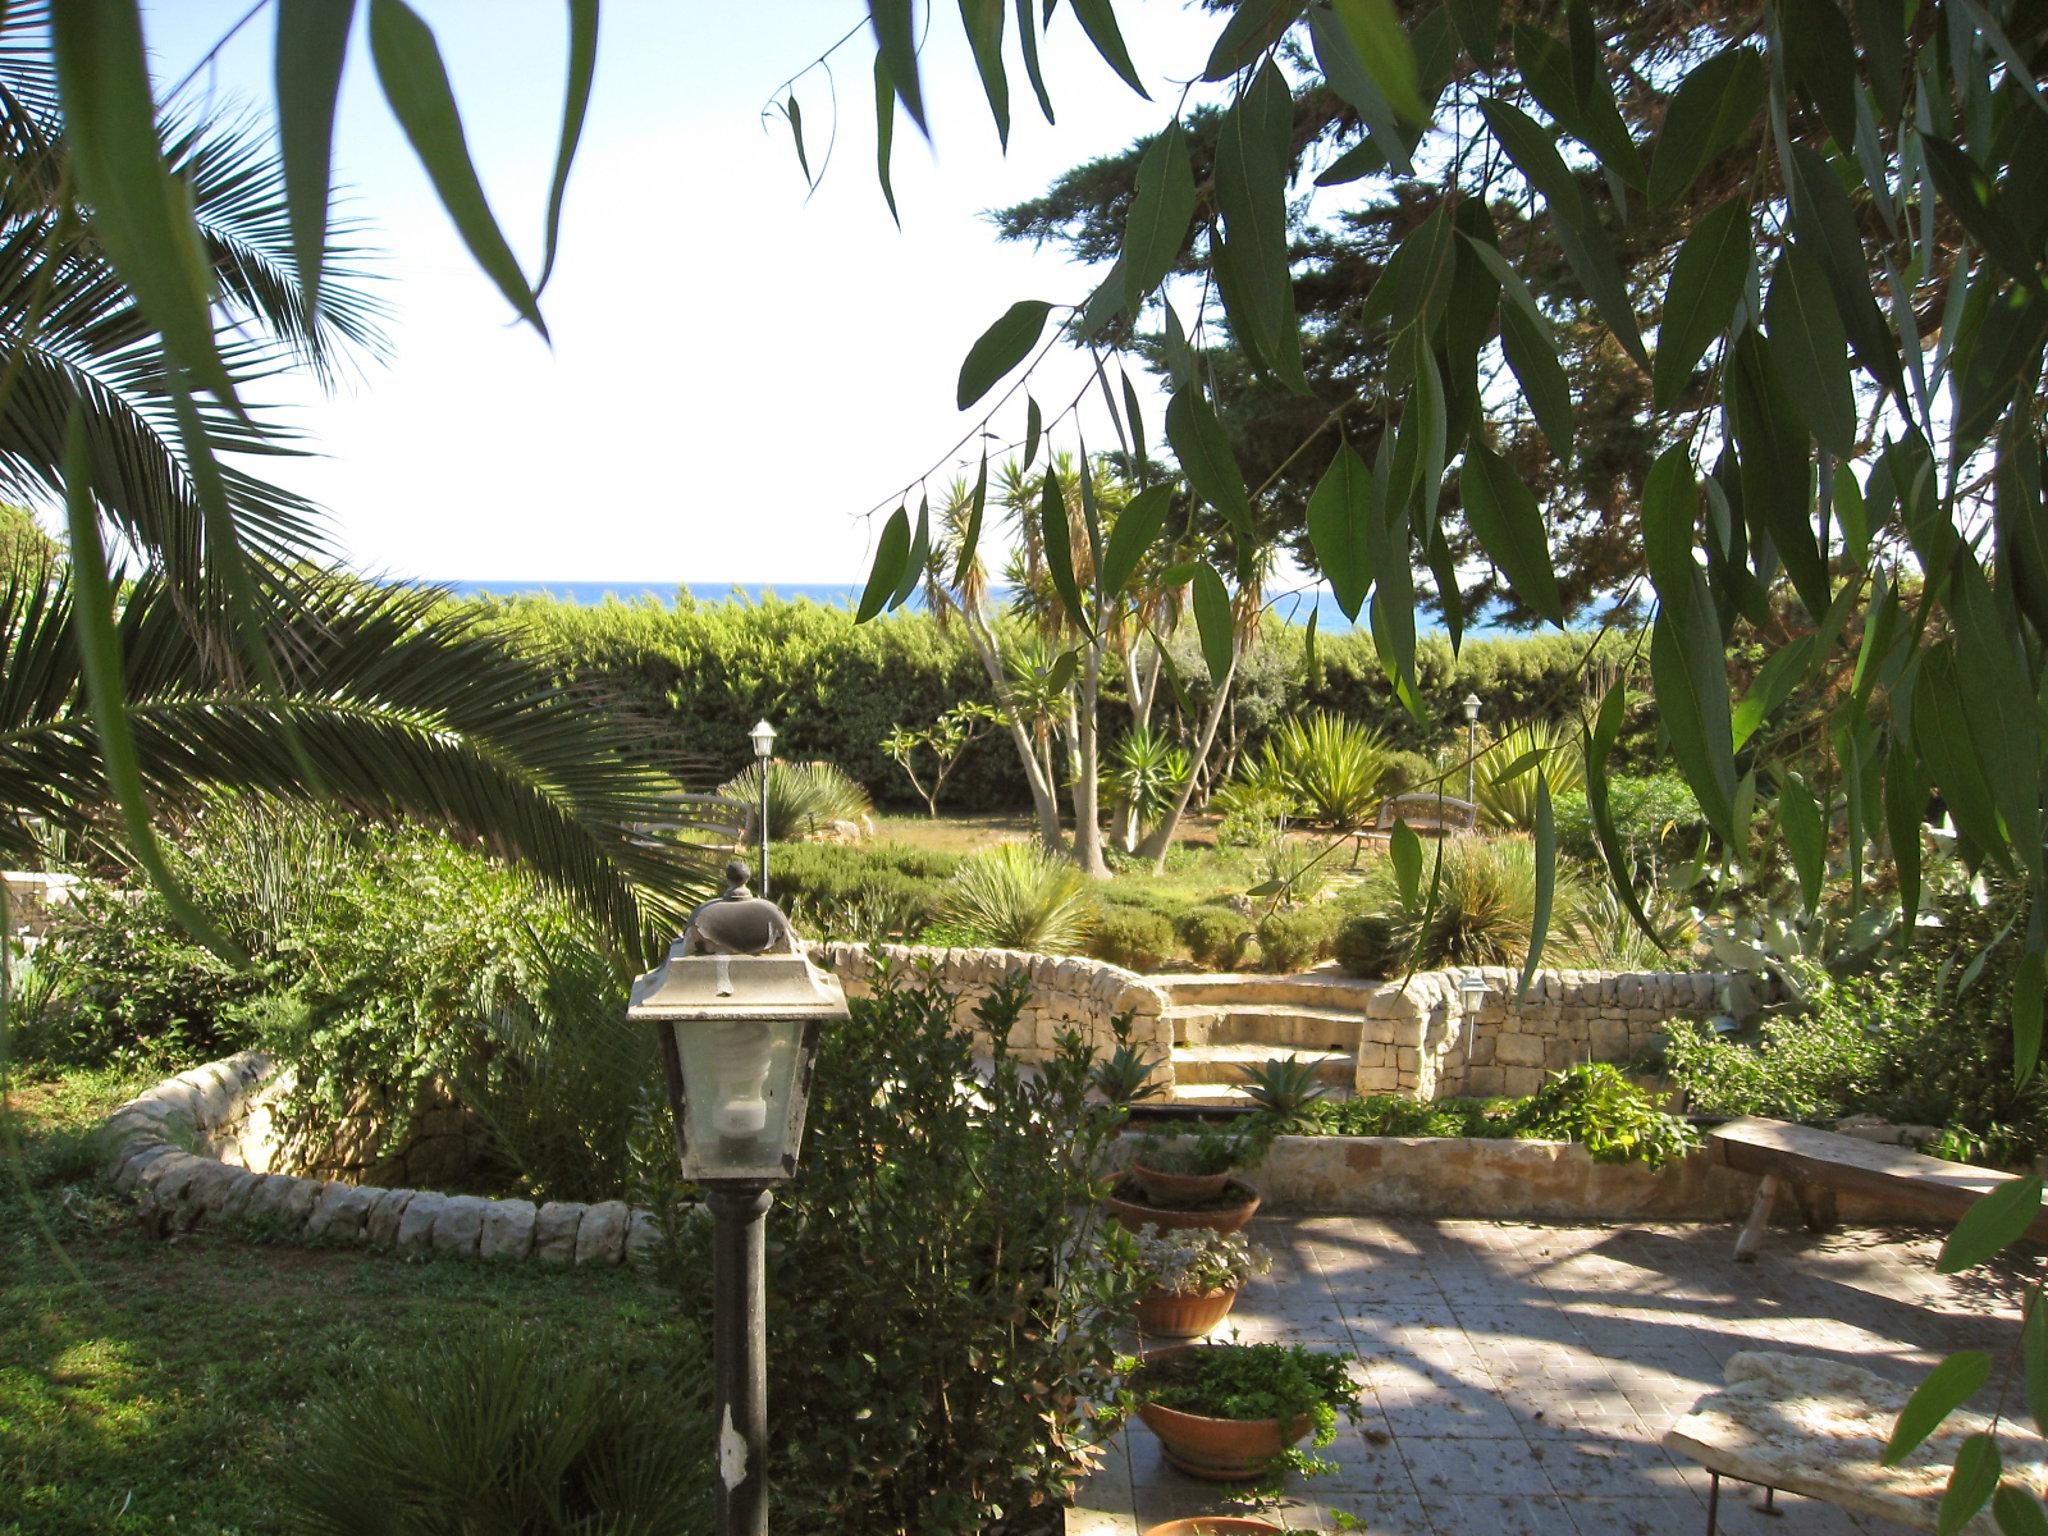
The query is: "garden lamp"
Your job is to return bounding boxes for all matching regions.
[1461,693,1482,808]
[1458,968,1489,1097]
[629,860,848,1536]
[748,719,775,896]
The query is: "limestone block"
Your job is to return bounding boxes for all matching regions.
[395,1189,449,1252]
[236,1173,296,1225]
[1467,1033,1496,1067]
[1502,1066,1544,1096]
[110,1141,174,1193]
[138,1150,206,1207]
[1616,975,1644,1006]
[216,1168,267,1224]
[1495,1033,1544,1067]
[535,1201,587,1264]
[432,1194,489,1257]
[1465,1065,1507,1097]
[1589,1020,1632,1060]
[1395,1046,1421,1073]
[1354,1041,1392,1068]
[1365,988,1421,1021]
[1544,1037,1582,1070]
[624,1210,661,1263]
[1355,1065,1399,1093]
[576,1200,630,1265]
[307,1181,376,1242]
[364,1188,416,1246]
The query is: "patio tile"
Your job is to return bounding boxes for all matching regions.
[1416,1491,1583,1535]
[1312,1491,1435,1534]
[1558,1496,1711,1536]
[1399,1434,1554,1496]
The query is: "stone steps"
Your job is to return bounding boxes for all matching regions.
[1152,968,1385,1010]
[1168,1042,1356,1088]
[1163,1002,1364,1050]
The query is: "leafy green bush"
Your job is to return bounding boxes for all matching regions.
[770,840,956,941]
[1134,1341,1363,1453]
[1178,905,1253,970]
[1249,713,1394,830]
[1090,906,1179,972]
[1381,749,1438,797]
[277,1323,711,1535]
[1513,1064,1699,1168]
[937,842,1098,952]
[1257,904,1340,973]
[1553,770,1710,871]
[1343,835,1587,972]
[1298,1094,1516,1138]
[1474,720,1585,831]
[1662,1012,1880,1121]
[1333,910,1404,979]
[1213,785,1296,850]
[671,962,1134,1531]
[718,758,873,841]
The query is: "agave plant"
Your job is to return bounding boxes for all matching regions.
[1357,835,1590,971]
[0,556,707,949]
[936,842,1098,952]
[1251,713,1393,832]
[1474,721,1586,831]
[1106,724,1190,848]
[717,759,873,843]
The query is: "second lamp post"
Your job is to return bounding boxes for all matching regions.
[748,719,775,896]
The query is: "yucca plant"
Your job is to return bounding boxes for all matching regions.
[1357,835,1590,971]
[717,759,873,843]
[1107,725,1191,827]
[1254,713,1393,832]
[936,842,1098,952]
[1474,721,1586,831]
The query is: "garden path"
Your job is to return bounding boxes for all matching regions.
[1071,1217,2027,1536]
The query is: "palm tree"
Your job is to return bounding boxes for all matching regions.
[0,555,710,955]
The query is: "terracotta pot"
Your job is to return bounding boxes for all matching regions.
[1141,1520,1286,1536]
[1104,1177,1261,1237]
[1129,1158,1233,1206]
[1132,1345,1313,1482]
[1134,1285,1240,1339]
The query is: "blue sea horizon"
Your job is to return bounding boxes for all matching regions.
[437,577,1529,637]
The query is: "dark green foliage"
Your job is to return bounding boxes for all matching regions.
[1299,1094,1517,1138]
[673,962,1136,1532]
[1256,903,1341,972]
[1342,835,1586,973]
[1333,910,1406,979]
[1513,1063,1699,1168]
[1179,904,1254,969]
[277,1324,712,1536]
[1553,770,1711,871]
[769,840,958,941]
[1131,1119,1256,1176]
[1091,905,1180,972]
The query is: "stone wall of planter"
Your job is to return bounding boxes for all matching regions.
[1356,966,1761,1099]
[97,1052,658,1266]
[807,940,1175,1079]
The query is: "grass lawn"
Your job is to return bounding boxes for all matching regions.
[0,1064,678,1535]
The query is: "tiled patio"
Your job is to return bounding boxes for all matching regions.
[1070,1217,2029,1536]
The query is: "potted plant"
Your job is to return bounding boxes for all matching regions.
[1127,1122,1249,1204]
[1128,1341,1364,1483]
[1130,1224,1271,1339]
[1141,1522,1287,1535]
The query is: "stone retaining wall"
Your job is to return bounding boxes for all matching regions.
[808,940,1176,1081]
[1355,966,1758,1099]
[97,1052,658,1266]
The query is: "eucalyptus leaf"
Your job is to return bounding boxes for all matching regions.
[1883,1352,1993,1463]
[1939,1176,2042,1274]
[958,300,1054,411]
[1192,562,1235,684]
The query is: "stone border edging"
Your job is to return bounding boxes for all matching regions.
[97,1051,659,1266]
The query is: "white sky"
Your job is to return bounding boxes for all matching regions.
[135,2,1221,588]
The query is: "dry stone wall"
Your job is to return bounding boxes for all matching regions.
[97,1052,660,1266]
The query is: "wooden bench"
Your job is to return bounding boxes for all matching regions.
[1708,1116,2048,1262]
[1374,791,1480,836]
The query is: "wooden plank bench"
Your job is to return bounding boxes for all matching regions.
[1374,791,1480,836]
[1708,1116,2048,1262]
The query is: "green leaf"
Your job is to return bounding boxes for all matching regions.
[956,448,989,587]
[1212,63,1307,393]
[1856,0,1906,124]
[1395,338,1447,534]
[1305,607,1321,689]
[1785,142,1906,405]
[1948,551,2044,876]
[858,506,912,623]
[1517,769,1554,1003]
[275,0,358,320]
[1765,244,1858,458]
[1390,819,1423,904]
[1649,45,1764,206]
[1499,301,1573,461]
[536,0,599,293]
[1886,742,1925,924]
[2026,1295,2048,1437]
[957,300,1054,411]
[1460,443,1562,624]
[1426,515,1465,650]
[1650,571,1739,843]
[1099,481,1173,601]
[1777,770,1827,915]
[1922,136,2039,291]
[1584,682,1661,941]
[1307,442,1374,620]
[1913,647,2013,870]
[781,95,812,185]
[1640,443,1698,602]
[2014,948,2046,1088]
[892,496,931,611]
[52,0,239,401]
[1310,2,1414,177]
[1732,636,1816,750]
[1041,465,1089,632]
[1729,331,1828,616]
[1513,22,1645,189]
[1993,1484,2048,1536]
[1015,0,1055,124]
[59,413,241,964]
[1121,120,1196,309]
[1653,199,1751,409]
[1940,1434,2002,1536]
[1204,0,1305,80]
[868,0,928,134]
[1023,395,1042,470]
[1165,386,1256,537]
[1449,0,1498,65]
[369,0,546,337]
[1941,1177,2043,1273]
[873,51,900,226]
[1192,562,1235,684]
[1884,1352,1993,1463]
[1782,0,1861,152]
[959,0,1011,147]
[1953,281,2048,454]
[1333,0,1426,123]
[1069,0,1150,97]
[1121,369,1148,469]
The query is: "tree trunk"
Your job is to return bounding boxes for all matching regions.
[959,602,1064,854]
[1138,644,1241,871]
[1072,642,1112,878]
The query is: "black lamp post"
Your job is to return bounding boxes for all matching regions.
[629,862,847,1536]
[748,719,776,897]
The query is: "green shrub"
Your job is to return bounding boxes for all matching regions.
[1250,713,1395,830]
[769,841,956,942]
[718,758,873,841]
[1209,781,1295,850]
[1179,905,1253,970]
[937,843,1097,952]
[1299,1094,1516,1138]
[1553,770,1710,871]
[671,963,1135,1531]
[1333,910,1405,979]
[1662,1012,1879,1121]
[1511,1063,1699,1168]
[1090,907,1179,972]
[277,1323,711,1535]
[1257,904,1340,972]
[1135,1341,1363,1460]
[1342,835,1588,972]
[1473,720,1585,831]
[1381,749,1438,796]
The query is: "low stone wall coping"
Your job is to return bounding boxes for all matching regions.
[98,1051,660,1267]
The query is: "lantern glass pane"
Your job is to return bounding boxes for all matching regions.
[672,1016,805,1178]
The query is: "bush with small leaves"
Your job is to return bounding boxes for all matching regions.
[1090,906,1179,972]
[1257,904,1341,973]
[1333,910,1405,979]
[1179,905,1254,970]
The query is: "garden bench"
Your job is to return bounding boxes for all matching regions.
[1663,1350,2046,1534]
[1708,1116,2048,1262]
[1372,791,1480,837]
[626,792,747,851]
